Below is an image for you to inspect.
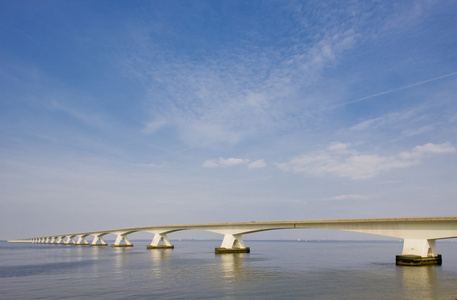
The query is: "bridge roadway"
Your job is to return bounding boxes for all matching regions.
[10,216,457,265]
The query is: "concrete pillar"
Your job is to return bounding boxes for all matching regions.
[147,233,174,249]
[215,234,250,253]
[64,236,75,245]
[396,239,442,265]
[75,235,90,245]
[111,234,133,247]
[90,234,108,246]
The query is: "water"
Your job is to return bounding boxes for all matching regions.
[1,240,457,299]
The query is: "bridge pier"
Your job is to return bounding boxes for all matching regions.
[90,234,108,246]
[215,234,250,254]
[396,239,442,266]
[111,233,133,247]
[147,233,174,249]
[64,236,75,245]
[75,235,90,245]
[396,255,442,266]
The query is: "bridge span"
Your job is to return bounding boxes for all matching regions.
[9,216,457,265]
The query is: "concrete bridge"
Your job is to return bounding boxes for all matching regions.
[9,216,457,265]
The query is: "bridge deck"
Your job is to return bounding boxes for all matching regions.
[30,216,457,237]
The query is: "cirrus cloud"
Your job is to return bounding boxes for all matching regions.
[203,157,250,168]
[276,142,455,180]
[203,157,266,169]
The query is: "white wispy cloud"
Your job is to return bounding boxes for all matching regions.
[248,159,267,169]
[351,110,419,131]
[349,83,457,138]
[326,194,371,201]
[399,142,457,159]
[139,162,166,168]
[126,8,360,148]
[203,157,250,168]
[276,142,456,180]
[142,118,167,134]
[202,157,266,169]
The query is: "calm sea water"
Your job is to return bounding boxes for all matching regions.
[1,240,457,299]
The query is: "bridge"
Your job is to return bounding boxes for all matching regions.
[9,216,457,265]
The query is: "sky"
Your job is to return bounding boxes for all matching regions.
[1,0,457,241]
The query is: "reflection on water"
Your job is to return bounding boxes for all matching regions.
[88,245,106,276]
[113,248,132,275]
[219,253,246,280]
[217,253,278,283]
[148,249,173,280]
[1,241,457,299]
[149,248,172,262]
[398,265,438,300]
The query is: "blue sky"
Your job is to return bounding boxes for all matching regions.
[1,1,457,240]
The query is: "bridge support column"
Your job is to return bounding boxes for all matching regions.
[90,234,108,246]
[215,234,250,254]
[147,233,174,249]
[75,235,90,245]
[396,239,442,266]
[111,234,133,247]
[64,236,75,245]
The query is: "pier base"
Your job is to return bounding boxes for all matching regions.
[147,245,174,249]
[111,244,134,247]
[396,255,442,266]
[90,244,108,246]
[215,247,250,254]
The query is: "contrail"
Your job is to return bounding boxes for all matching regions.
[346,71,457,105]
